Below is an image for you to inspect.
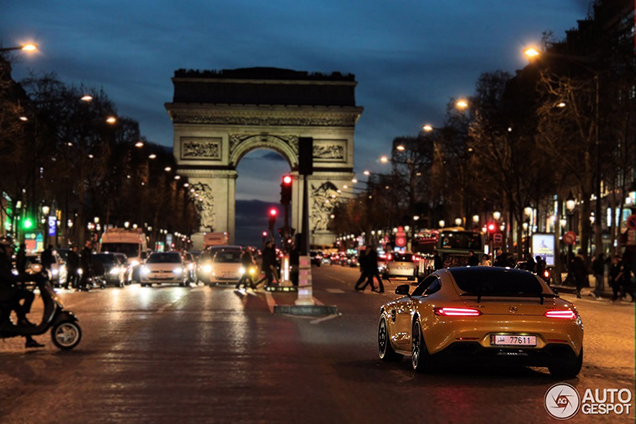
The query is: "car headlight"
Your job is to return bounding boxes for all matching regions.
[173,267,183,275]
[110,267,121,275]
[249,267,256,275]
[140,266,150,276]
[131,260,140,267]
[239,267,246,275]
[52,269,59,276]
[77,268,83,275]
[203,264,212,274]
[188,263,194,270]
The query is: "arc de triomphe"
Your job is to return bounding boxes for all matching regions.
[165,68,363,246]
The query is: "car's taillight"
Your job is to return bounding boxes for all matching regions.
[434,307,482,317]
[412,255,416,262]
[387,254,393,261]
[545,310,576,320]
[543,270,550,278]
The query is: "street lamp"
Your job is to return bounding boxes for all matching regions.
[0,43,38,53]
[455,218,462,227]
[456,99,469,110]
[438,220,445,229]
[472,214,479,225]
[493,211,501,221]
[41,205,50,216]
[566,191,576,263]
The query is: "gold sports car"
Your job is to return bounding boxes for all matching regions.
[378,267,584,377]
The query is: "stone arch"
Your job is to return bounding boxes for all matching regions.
[230,134,299,169]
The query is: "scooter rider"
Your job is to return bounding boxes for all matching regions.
[0,237,44,348]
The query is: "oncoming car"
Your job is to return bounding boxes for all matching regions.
[140,252,189,287]
[201,246,257,286]
[377,267,584,378]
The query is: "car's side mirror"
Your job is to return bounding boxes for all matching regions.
[395,284,410,296]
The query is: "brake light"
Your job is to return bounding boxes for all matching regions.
[387,254,393,261]
[412,255,416,262]
[543,271,550,278]
[434,307,482,317]
[545,310,576,320]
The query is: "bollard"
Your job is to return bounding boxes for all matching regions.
[295,255,314,305]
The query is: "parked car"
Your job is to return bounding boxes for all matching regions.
[140,252,189,287]
[378,267,583,378]
[382,252,418,281]
[27,251,68,288]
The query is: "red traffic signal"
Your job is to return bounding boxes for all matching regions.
[282,175,292,185]
[487,223,497,233]
[280,176,292,205]
[269,208,277,217]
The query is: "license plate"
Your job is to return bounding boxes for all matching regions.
[491,335,537,346]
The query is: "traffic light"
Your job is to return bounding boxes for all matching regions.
[268,208,277,232]
[487,222,498,234]
[280,175,292,205]
[21,217,34,231]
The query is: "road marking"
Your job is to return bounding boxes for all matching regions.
[310,314,341,324]
[265,291,276,314]
[326,288,345,294]
[327,275,347,284]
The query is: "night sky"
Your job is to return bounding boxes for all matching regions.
[1,0,589,246]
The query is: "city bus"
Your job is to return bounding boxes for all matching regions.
[437,229,485,267]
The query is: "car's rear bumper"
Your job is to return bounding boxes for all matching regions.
[432,341,578,366]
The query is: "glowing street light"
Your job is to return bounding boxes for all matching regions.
[456,99,469,110]
[81,95,93,102]
[523,47,540,58]
[422,124,433,132]
[106,116,117,124]
[0,43,38,53]
[363,170,371,176]
[148,154,157,159]
[380,156,389,163]
[135,141,144,148]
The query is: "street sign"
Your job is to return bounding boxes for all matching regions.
[48,216,57,237]
[493,233,502,247]
[563,231,576,245]
[627,214,636,230]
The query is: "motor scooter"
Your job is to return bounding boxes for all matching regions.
[0,267,82,350]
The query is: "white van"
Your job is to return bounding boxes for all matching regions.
[100,228,149,282]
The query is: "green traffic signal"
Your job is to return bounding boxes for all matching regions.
[22,217,34,230]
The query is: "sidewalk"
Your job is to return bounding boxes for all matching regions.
[551,274,622,300]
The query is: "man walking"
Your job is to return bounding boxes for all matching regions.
[467,250,479,267]
[571,249,588,299]
[66,246,80,289]
[591,252,606,300]
[41,244,54,272]
[354,246,374,291]
[78,240,93,291]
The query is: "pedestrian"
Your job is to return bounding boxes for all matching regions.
[433,249,443,271]
[66,246,80,289]
[591,252,606,300]
[366,245,385,293]
[467,250,479,267]
[525,253,536,273]
[620,250,635,302]
[610,255,624,302]
[16,243,27,276]
[536,256,546,280]
[236,247,255,289]
[354,246,373,291]
[254,241,278,288]
[480,254,491,267]
[493,250,511,267]
[571,249,588,299]
[78,240,93,291]
[41,244,54,272]
[0,237,43,348]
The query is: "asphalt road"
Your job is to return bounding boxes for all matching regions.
[0,265,633,423]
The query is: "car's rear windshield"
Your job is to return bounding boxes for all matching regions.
[101,243,139,258]
[450,268,544,296]
[393,253,413,262]
[214,251,242,263]
[147,253,181,264]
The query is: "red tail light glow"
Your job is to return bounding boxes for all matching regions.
[545,310,576,320]
[387,254,393,261]
[543,271,550,278]
[412,255,416,262]
[434,307,482,317]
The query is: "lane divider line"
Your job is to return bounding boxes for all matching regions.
[265,291,276,314]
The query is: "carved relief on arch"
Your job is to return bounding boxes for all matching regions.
[228,133,299,167]
[189,182,215,231]
[311,181,340,232]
